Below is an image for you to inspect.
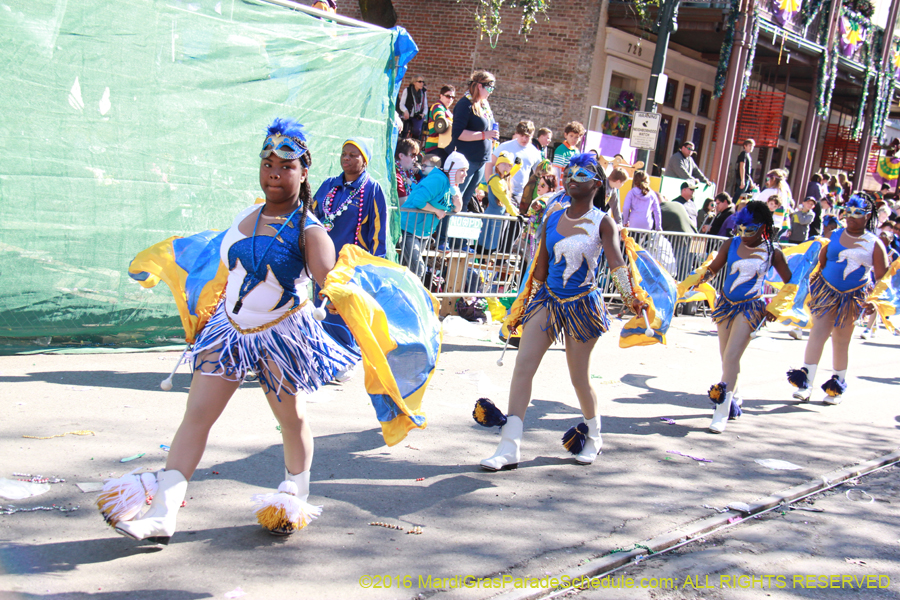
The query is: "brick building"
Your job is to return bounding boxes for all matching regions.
[338,0,608,143]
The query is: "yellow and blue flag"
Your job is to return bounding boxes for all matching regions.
[620,234,677,347]
[676,252,717,309]
[320,245,441,446]
[765,237,828,328]
[866,256,900,332]
[128,231,228,343]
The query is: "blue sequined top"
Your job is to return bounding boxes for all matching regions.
[821,228,877,292]
[722,239,770,302]
[220,204,323,328]
[545,206,606,298]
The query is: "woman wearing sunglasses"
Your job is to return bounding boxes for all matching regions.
[101,119,357,544]
[475,153,646,469]
[692,201,791,433]
[787,194,889,404]
[450,70,500,207]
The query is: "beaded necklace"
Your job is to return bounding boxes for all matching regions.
[321,172,368,244]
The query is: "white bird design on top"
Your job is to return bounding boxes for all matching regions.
[553,212,603,288]
[837,235,875,280]
[728,245,769,296]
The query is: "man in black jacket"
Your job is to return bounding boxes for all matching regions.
[703,192,734,236]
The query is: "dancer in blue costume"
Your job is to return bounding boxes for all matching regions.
[787,194,888,404]
[697,201,791,433]
[110,119,357,544]
[312,138,387,377]
[477,154,647,470]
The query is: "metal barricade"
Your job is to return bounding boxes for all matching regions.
[395,209,529,298]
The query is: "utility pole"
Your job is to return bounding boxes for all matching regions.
[636,0,683,171]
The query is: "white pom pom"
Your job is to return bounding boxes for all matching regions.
[496,359,504,367]
[644,328,653,337]
[750,331,760,339]
[160,378,173,391]
[277,480,299,496]
[313,306,327,321]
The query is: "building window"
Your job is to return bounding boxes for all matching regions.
[674,118,690,153]
[602,73,642,138]
[771,145,784,170]
[780,117,789,140]
[697,89,712,118]
[681,84,695,113]
[785,148,797,172]
[790,119,802,143]
[663,78,679,109]
[692,124,706,160]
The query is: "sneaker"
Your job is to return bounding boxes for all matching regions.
[333,364,356,384]
[788,328,803,340]
[792,388,811,402]
[436,243,449,252]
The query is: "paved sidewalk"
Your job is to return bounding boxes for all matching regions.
[0,316,897,600]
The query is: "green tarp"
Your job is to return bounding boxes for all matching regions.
[0,0,400,347]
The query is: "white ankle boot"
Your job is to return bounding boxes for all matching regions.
[575,417,602,465]
[285,468,310,503]
[790,364,817,402]
[115,469,187,545]
[481,415,523,471]
[252,468,322,535]
[709,392,733,434]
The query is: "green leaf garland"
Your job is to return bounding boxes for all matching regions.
[714,0,743,98]
[741,7,761,99]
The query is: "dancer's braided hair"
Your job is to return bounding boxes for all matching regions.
[738,200,776,268]
[847,192,877,233]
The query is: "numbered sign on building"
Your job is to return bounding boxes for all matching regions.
[629,111,661,151]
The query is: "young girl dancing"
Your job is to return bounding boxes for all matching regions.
[691,201,791,433]
[99,118,357,543]
[474,154,645,469]
[787,194,888,404]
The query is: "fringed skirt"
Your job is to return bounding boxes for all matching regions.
[712,295,766,329]
[522,286,610,343]
[192,301,359,400]
[808,273,873,329]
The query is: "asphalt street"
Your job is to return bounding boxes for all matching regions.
[0,315,897,600]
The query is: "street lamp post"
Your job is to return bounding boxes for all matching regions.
[636,0,683,172]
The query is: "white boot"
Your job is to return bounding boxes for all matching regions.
[709,392,733,434]
[285,468,310,503]
[822,369,846,405]
[115,469,187,545]
[480,416,523,471]
[791,363,817,402]
[574,417,602,465]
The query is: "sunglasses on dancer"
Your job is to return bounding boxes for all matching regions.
[259,134,308,160]
[564,166,599,183]
[844,207,869,218]
[735,223,763,237]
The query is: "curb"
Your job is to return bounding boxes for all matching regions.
[491,448,900,600]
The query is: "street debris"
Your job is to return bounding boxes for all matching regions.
[0,479,51,500]
[407,526,423,535]
[659,417,676,424]
[22,430,95,440]
[846,489,874,503]
[13,473,65,484]
[1,504,79,515]
[120,453,145,463]
[667,450,713,463]
[75,482,105,493]
[755,458,802,470]
[369,521,404,530]
[223,587,246,598]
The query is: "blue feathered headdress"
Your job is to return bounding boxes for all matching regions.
[734,207,760,227]
[262,117,311,166]
[568,153,599,169]
[267,117,308,142]
[845,194,870,210]
[823,215,840,228]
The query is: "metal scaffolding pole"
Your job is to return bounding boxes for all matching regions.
[851,0,900,189]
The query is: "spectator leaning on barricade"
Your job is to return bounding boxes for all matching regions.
[398,75,428,141]
[699,197,716,231]
[704,192,734,236]
[551,121,586,169]
[490,120,542,207]
[532,127,553,160]
[605,167,629,226]
[424,85,455,152]
[674,180,699,225]
[622,170,662,231]
[398,151,465,279]
[666,141,711,186]
[661,195,698,234]
[395,138,421,206]
[733,138,755,198]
